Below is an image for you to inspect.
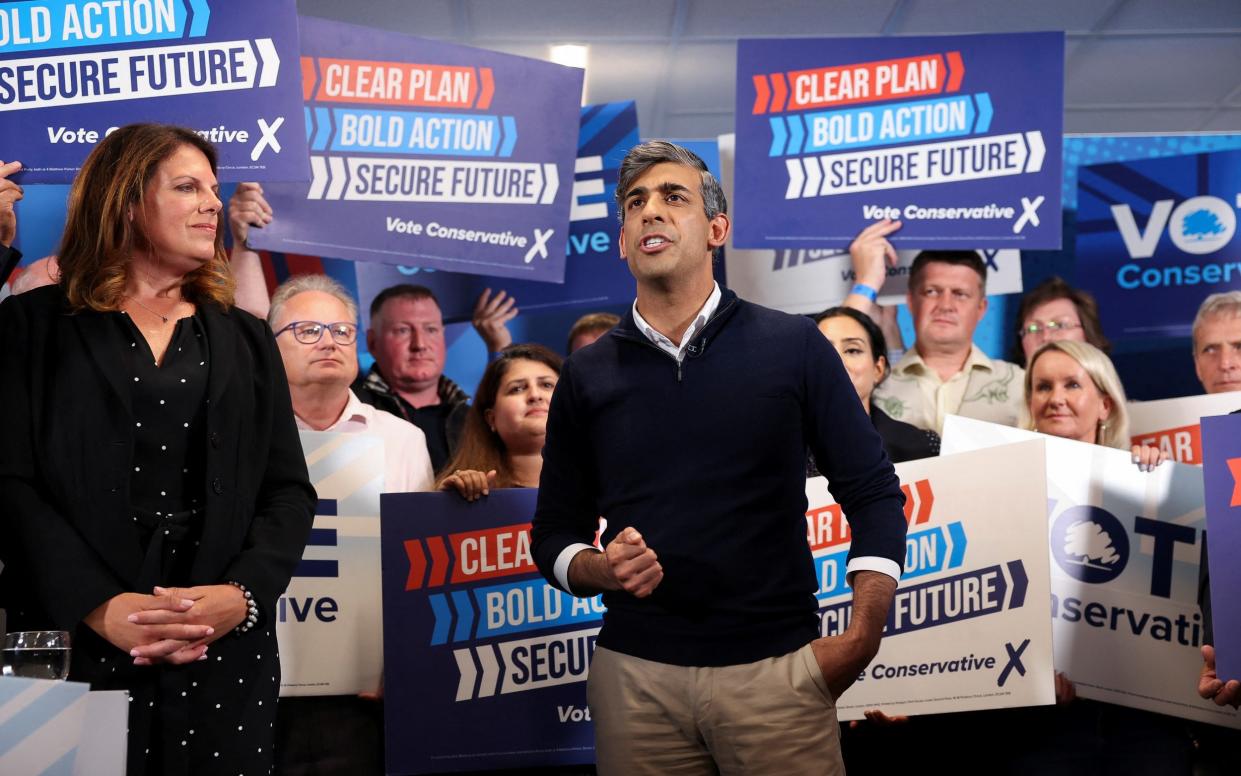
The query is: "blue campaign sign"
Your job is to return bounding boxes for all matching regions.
[1201,414,1241,681]
[1076,149,1241,339]
[733,31,1063,249]
[381,489,600,774]
[0,0,309,184]
[351,101,639,323]
[248,16,583,284]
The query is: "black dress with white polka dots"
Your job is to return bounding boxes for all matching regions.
[71,312,281,776]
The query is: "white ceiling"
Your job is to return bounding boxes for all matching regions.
[296,0,1241,138]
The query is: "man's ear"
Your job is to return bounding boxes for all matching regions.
[707,212,731,249]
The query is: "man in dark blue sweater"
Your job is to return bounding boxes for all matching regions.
[531,141,907,775]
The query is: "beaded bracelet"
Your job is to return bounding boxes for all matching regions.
[228,581,259,634]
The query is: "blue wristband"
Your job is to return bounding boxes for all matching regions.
[851,282,878,302]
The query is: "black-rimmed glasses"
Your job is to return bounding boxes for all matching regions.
[274,321,358,345]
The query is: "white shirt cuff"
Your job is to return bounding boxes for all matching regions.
[846,556,902,587]
[553,543,599,596]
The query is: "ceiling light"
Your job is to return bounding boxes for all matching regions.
[549,44,588,70]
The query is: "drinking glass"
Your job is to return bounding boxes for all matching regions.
[1,631,71,680]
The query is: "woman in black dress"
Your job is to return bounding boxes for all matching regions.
[812,306,939,465]
[0,124,315,776]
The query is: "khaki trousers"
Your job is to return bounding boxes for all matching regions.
[587,644,845,776]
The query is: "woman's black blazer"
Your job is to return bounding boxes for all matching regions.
[0,285,315,630]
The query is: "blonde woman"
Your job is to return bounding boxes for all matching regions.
[1022,340,1165,470]
[1016,340,1191,775]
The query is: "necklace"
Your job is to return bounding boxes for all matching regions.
[128,295,178,324]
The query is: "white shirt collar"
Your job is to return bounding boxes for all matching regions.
[295,389,373,432]
[631,282,722,363]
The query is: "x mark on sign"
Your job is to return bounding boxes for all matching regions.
[1013,196,1045,234]
[251,117,285,162]
[524,228,555,263]
[997,638,1030,687]
[1228,457,1241,507]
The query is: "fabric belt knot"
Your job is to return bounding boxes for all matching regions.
[133,507,203,591]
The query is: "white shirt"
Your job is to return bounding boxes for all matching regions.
[296,389,435,493]
[555,281,899,592]
[631,282,722,363]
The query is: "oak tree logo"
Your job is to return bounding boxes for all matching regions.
[1182,208,1226,242]
[1050,505,1130,584]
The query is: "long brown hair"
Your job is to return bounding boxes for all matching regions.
[57,123,235,311]
[436,344,563,488]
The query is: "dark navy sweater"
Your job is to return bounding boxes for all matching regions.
[531,289,907,666]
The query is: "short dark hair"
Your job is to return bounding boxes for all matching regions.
[615,140,727,224]
[369,284,440,322]
[908,251,986,294]
[813,306,890,382]
[566,312,621,353]
[1009,276,1111,366]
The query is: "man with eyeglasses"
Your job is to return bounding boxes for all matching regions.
[269,274,434,494]
[226,185,511,474]
[267,273,433,776]
[845,220,1024,434]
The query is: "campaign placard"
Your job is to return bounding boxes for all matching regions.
[381,489,598,774]
[0,0,308,183]
[1202,413,1241,680]
[277,431,385,697]
[1077,149,1241,340]
[813,440,1054,719]
[379,452,1055,772]
[717,133,1022,313]
[248,16,582,284]
[732,31,1063,250]
[351,101,639,323]
[1129,391,1241,464]
[942,415,1241,728]
[1061,134,1241,212]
